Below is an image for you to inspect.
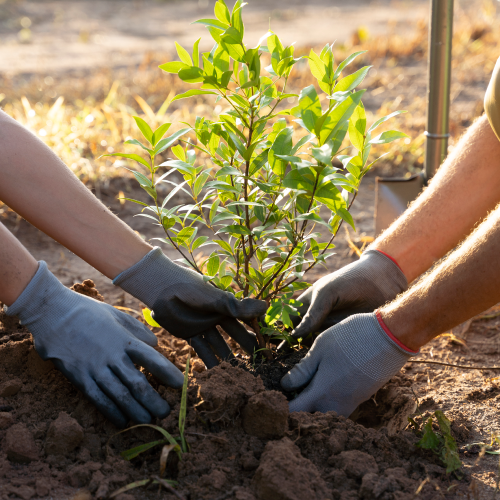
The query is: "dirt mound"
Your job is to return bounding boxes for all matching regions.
[0,291,470,499]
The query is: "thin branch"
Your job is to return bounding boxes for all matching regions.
[409,360,500,370]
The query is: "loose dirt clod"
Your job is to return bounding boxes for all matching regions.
[196,362,265,423]
[5,423,39,463]
[242,391,289,439]
[70,279,104,302]
[0,377,22,397]
[253,437,332,500]
[45,411,84,456]
[0,411,14,429]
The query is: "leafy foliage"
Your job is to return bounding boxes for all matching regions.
[105,0,406,344]
[415,410,462,474]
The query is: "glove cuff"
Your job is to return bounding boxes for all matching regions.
[5,261,72,337]
[113,247,176,308]
[336,313,418,382]
[362,249,408,296]
[375,310,418,354]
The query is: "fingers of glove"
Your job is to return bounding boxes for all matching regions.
[203,327,234,361]
[115,310,158,347]
[182,284,267,320]
[128,343,184,389]
[218,318,258,355]
[190,335,219,369]
[95,369,152,424]
[288,381,326,413]
[280,346,322,392]
[112,358,170,418]
[291,292,336,340]
[53,361,128,428]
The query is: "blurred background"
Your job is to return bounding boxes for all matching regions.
[1,0,499,187]
[1,0,500,280]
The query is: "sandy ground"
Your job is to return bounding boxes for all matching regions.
[0,0,429,76]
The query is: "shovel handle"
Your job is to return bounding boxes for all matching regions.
[424,0,454,182]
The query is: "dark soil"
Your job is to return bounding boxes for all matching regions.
[0,282,479,500]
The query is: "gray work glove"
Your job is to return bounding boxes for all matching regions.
[114,247,268,368]
[286,250,407,344]
[281,312,418,415]
[6,261,184,428]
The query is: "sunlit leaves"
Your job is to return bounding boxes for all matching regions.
[112,4,408,336]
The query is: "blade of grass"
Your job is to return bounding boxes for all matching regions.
[120,439,168,460]
[179,353,190,453]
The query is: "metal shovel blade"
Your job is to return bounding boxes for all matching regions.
[374,174,424,235]
[374,0,453,236]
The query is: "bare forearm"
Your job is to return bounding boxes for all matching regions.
[381,202,500,350]
[0,111,151,279]
[372,115,500,282]
[0,223,38,306]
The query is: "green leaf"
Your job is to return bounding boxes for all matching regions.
[176,227,196,247]
[215,239,233,253]
[231,0,246,38]
[435,410,462,474]
[368,110,407,133]
[312,142,334,165]
[282,168,316,192]
[102,153,151,171]
[348,103,366,151]
[368,130,408,145]
[269,127,293,176]
[192,236,209,251]
[220,40,246,62]
[159,61,190,74]
[217,224,251,236]
[308,49,327,86]
[298,85,322,133]
[192,38,201,67]
[162,160,196,176]
[143,308,161,328]
[417,417,441,450]
[214,0,231,24]
[337,207,355,230]
[152,122,172,146]
[319,89,365,145]
[121,198,149,207]
[155,128,191,155]
[334,66,372,92]
[315,181,344,211]
[171,144,186,161]
[333,50,367,79]
[178,67,204,83]
[207,255,220,276]
[172,89,218,102]
[124,139,153,154]
[192,18,230,30]
[175,41,193,65]
[133,116,153,144]
[120,439,167,461]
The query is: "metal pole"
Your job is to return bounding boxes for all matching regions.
[424,0,454,181]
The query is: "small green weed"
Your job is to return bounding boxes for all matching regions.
[409,410,462,475]
[107,355,191,497]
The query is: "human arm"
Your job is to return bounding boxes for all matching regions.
[0,110,265,365]
[290,111,500,340]
[0,221,183,427]
[282,200,500,414]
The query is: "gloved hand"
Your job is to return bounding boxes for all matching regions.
[5,261,184,428]
[281,312,418,415]
[285,250,407,345]
[114,247,268,368]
